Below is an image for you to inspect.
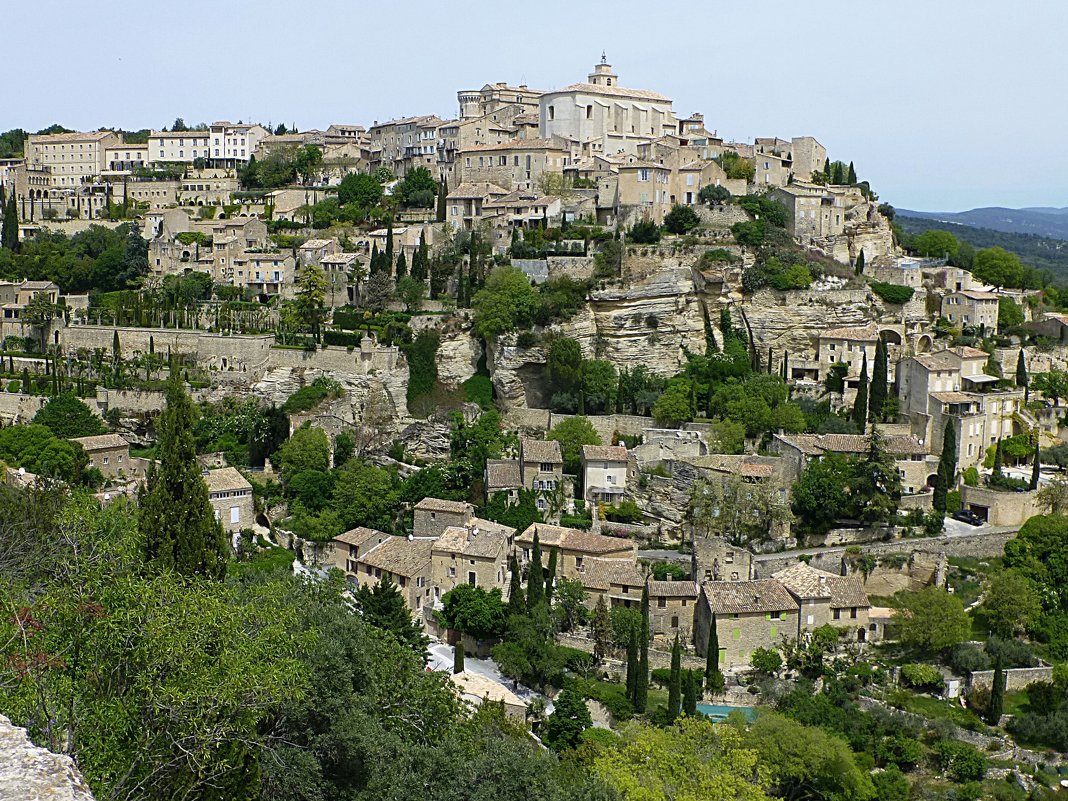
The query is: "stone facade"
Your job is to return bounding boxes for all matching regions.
[960,485,1042,526]
[204,467,254,532]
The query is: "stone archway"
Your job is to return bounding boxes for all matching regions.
[880,329,902,346]
[916,334,933,353]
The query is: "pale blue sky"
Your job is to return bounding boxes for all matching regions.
[6,0,1066,211]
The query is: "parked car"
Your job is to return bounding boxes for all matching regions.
[951,509,984,526]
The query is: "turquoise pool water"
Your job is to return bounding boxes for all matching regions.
[694,704,756,721]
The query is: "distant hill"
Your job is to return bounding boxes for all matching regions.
[895,214,1068,284]
[898,206,1068,241]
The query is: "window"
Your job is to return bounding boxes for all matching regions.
[539,462,554,473]
[638,169,650,182]
[468,571,476,586]
[548,106,554,121]
[586,105,592,119]
[833,608,841,620]
[658,597,666,608]
[671,615,679,628]
[768,610,781,621]
[448,567,456,577]
[850,607,858,619]
[102,457,109,465]
[575,555,583,569]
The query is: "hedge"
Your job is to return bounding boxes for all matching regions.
[870,281,915,305]
[324,330,363,347]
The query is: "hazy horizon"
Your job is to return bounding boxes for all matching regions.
[5,0,1066,213]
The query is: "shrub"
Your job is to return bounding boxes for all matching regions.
[323,330,363,347]
[651,668,672,688]
[515,330,540,349]
[5,381,18,393]
[698,184,731,204]
[462,374,494,410]
[899,663,945,691]
[628,219,661,244]
[699,248,738,267]
[948,643,991,674]
[870,282,915,305]
[737,195,788,228]
[663,204,700,234]
[731,219,766,248]
[933,740,986,783]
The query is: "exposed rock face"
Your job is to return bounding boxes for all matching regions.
[0,715,95,801]
[435,329,481,388]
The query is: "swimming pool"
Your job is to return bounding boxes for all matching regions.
[694,703,756,722]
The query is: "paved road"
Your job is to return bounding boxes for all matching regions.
[426,641,553,713]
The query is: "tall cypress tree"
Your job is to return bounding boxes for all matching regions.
[683,669,698,717]
[526,529,544,609]
[634,582,649,713]
[870,338,888,422]
[625,629,638,703]
[847,161,858,185]
[436,177,448,222]
[1031,440,1041,491]
[1,193,18,251]
[1016,348,1029,401]
[933,420,958,513]
[988,660,1005,725]
[140,374,229,578]
[705,614,721,689]
[545,548,558,604]
[507,554,525,616]
[395,251,407,280]
[384,216,394,271]
[453,640,465,674]
[782,351,789,382]
[993,438,1004,477]
[369,242,380,275]
[852,353,869,432]
[855,248,865,275]
[667,634,682,724]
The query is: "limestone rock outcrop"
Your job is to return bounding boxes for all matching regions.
[0,714,95,801]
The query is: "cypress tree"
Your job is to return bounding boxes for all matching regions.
[683,669,698,717]
[634,582,649,713]
[993,438,1004,477]
[453,640,465,674]
[436,177,448,222]
[625,629,638,703]
[370,242,380,274]
[384,216,394,270]
[988,660,1005,725]
[855,248,865,275]
[545,547,558,604]
[21,367,29,396]
[526,529,544,609]
[767,347,773,376]
[667,634,682,724]
[1016,348,1029,401]
[705,614,720,688]
[1031,439,1041,491]
[395,251,407,280]
[1,193,17,251]
[852,352,869,431]
[782,351,789,382]
[847,161,858,185]
[934,420,957,513]
[139,374,229,579]
[112,330,121,364]
[822,158,831,180]
[870,338,888,422]
[507,554,525,616]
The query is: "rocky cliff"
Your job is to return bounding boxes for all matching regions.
[0,715,95,801]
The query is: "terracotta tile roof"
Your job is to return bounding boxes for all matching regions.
[776,433,927,457]
[334,527,390,549]
[433,521,512,560]
[772,563,835,599]
[414,497,471,514]
[452,670,525,709]
[827,576,870,609]
[821,322,881,341]
[70,433,128,452]
[582,444,629,462]
[203,467,252,493]
[358,536,433,577]
[955,346,990,359]
[702,580,796,615]
[521,438,562,464]
[953,289,999,301]
[930,391,980,404]
[577,556,645,591]
[649,579,698,598]
[485,459,521,490]
[447,182,510,200]
[300,238,334,249]
[516,524,634,556]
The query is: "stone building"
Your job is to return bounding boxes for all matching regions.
[581,443,629,505]
[942,289,1000,330]
[772,563,873,643]
[24,130,123,187]
[539,58,677,156]
[649,579,699,643]
[458,138,569,191]
[769,181,863,240]
[331,526,391,576]
[207,122,269,167]
[349,535,436,616]
[770,432,932,496]
[71,433,130,479]
[431,518,515,599]
[960,484,1043,526]
[413,497,474,538]
[691,536,754,584]
[204,467,254,532]
[147,130,212,165]
[817,322,903,389]
[515,523,635,579]
[103,143,149,172]
[458,83,544,120]
[695,579,799,671]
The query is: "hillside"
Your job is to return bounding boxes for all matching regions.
[896,214,1068,283]
[898,206,1068,241]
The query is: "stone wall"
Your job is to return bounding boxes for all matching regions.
[694,203,749,228]
[960,485,1042,526]
[0,391,48,422]
[61,325,274,374]
[547,255,595,281]
[970,665,1053,692]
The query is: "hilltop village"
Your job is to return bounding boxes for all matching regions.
[2,59,1068,801]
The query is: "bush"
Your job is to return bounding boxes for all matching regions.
[462,374,494,410]
[604,499,643,524]
[731,219,766,248]
[651,668,672,688]
[699,248,738,267]
[737,195,788,228]
[663,204,700,234]
[870,282,915,305]
[323,330,363,347]
[628,219,661,244]
[698,184,731,205]
[948,644,991,675]
[933,740,986,783]
[282,376,342,414]
[899,663,945,691]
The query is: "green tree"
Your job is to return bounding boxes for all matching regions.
[591,595,612,662]
[354,572,428,653]
[294,144,324,184]
[993,437,1004,477]
[652,378,695,427]
[545,547,558,604]
[1,192,17,251]
[507,554,525,616]
[910,229,959,260]
[698,184,731,205]
[988,660,1005,725]
[791,454,852,534]
[750,647,782,677]
[626,629,639,703]
[454,640,465,673]
[337,171,382,208]
[436,176,448,221]
[667,635,682,723]
[663,204,700,234]
[682,669,698,717]
[1031,439,1041,491]
[627,218,661,244]
[869,338,887,421]
[441,584,508,640]
[526,528,544,609]
[634,582,650,713]
[293,262,328,342]
[582,359,618,414]
[472,266,540,338]
[933,420,958,514]
[542,687,591,752]
[846,161,858,184]
[855,248,865,275]
[1004,514,1068,611]
[32,391,107,439]
[395,275,426,312]
[983,570,1041,639]
[851,353,868,431]
[852,426,902,525]
[998,296,1024,330]
[593,717,771,801]
[545,336,583,397]
[331,459,399,533]
[275,423,330,482]
[546,415,602,478]
[891,587,970,656]
[1016,348,1029,399]
[705,614,721,687]
[974,246,1025,288]
[395,250,407,280]
[139,376,229,579]
[394,167,438,208]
